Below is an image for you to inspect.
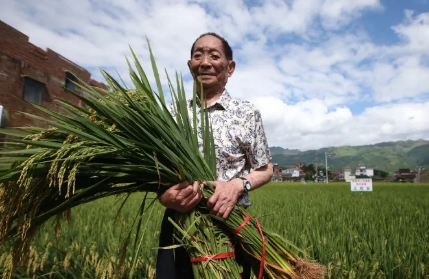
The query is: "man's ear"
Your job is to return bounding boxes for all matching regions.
[187,60,195,79]
[228,60,236,77]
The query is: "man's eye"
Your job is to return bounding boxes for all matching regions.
[193,54,201,59]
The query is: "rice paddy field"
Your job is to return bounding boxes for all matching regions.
[1,182,428,279]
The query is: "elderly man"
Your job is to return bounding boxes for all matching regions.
[156,32,273,279]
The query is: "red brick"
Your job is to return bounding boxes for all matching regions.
[0,20,107,129]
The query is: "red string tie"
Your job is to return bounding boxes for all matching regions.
[190,251,235,263]
[232,214,251,234]
[232,215,266,279]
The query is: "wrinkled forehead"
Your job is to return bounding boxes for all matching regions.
[193,35,225,54]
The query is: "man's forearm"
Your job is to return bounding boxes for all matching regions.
[241,162,273,191]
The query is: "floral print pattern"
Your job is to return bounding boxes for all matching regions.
[170,90,272,182]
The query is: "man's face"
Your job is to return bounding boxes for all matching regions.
[189,35,235,90]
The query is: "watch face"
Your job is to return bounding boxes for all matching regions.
[244,180,251,191]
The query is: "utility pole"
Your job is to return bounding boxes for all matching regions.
[314,153,320,183]
[325,152,328,184]
[325,151,335,184]
[418,166,422,183]
[315,154,318,179]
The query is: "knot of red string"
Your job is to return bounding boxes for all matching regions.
[232,214,266,279]
[190,250,235,263]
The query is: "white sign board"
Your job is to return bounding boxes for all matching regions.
[351,178,373,192]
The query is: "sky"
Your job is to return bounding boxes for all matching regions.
[1,0,429,150]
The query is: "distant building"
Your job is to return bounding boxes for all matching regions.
[332,168,343,180]
[0,20,106,129]
[331,167,353,181]
[344,168,354,182]
[272,163,283,182]
[271,162,308,182]
[283,168,300,177]
[355,165,374,177]
[394,168,417,182]
[295,162,306,169]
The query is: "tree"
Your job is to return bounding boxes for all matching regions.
[374,169,389,178]
[303,163,316,180]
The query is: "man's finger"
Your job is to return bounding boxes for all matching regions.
[192,181,200,193]
[182,192,202,212]
[176,185,197,204]
[223,205,233,219]
[207,193,219,208]
[189,192,202,207]
[217,202,231,219]
[210,197,225,215]
[181,191,202,211]
[177,186,194,199]
[177,181,191,189]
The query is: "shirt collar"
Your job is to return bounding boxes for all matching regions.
[189,90,232,110]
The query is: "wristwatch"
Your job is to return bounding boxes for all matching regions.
[239,177,251,193]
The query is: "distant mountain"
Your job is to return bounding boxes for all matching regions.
[270,139,429,173]
[270,147,301,156]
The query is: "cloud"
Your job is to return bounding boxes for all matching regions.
[319,0,383,29]
[259,100,429,150]
[391,10,429,56]
[1,0,429,151]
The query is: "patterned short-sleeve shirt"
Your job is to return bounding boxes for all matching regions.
[170,90,272,182]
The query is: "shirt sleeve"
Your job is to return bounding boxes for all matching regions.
[245,108,272,170]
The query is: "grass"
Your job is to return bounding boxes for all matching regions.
[1,182,428,278]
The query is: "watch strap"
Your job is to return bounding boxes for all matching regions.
[239,177,251,192]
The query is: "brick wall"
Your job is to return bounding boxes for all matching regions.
[0,20,106,129]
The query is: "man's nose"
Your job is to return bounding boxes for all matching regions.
[201,54,211,67]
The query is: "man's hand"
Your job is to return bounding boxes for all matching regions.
[158,181,202,213]
[207,178,243,219]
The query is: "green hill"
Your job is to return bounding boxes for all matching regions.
[271,139,429,173]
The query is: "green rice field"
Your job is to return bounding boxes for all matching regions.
[1,182,428,278]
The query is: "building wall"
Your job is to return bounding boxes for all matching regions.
[291,169,300,177]
[355,166,374,177]
[366,168,374,177]
[0,20,105,128]
[344,170,352,182]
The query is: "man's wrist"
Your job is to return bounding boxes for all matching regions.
[233,178,245,195]
[239,177,251,192]
[234,177,252,195]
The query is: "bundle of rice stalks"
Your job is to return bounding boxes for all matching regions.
[169,210,242,278]
[0,40,325,278]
